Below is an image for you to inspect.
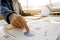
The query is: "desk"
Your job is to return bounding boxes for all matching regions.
[0,16,60,40]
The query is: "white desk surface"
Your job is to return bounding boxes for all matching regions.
[0,16,60,40]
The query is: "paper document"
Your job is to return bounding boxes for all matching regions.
[0,18,60,40]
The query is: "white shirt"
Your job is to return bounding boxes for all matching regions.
[12,0,20,14]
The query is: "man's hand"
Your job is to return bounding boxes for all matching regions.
[8,13,30,32]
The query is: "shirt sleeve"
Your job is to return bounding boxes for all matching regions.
[0,0,15,24]
[1,6,14,24]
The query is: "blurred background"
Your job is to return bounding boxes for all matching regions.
[0,0,60,19]
[0,0,60,40]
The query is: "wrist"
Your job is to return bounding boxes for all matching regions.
[8,13,16,23]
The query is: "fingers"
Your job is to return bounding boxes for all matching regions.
[18,16,30,32]
[22,17,27,23]
[11,19,23,29]
[24,24,30,32]
[11,20,18,28]
[10,15,30,32]
[16,18,24,28]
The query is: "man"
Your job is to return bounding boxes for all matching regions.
[0,0,30,32]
